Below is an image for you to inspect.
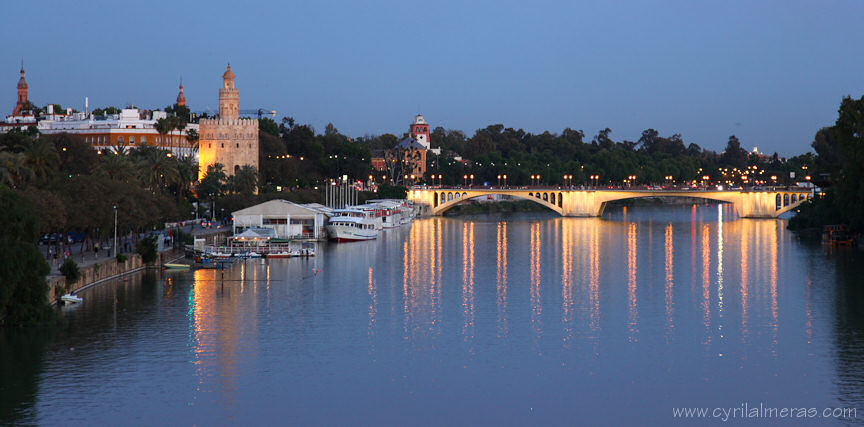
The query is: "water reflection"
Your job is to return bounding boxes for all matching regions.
[462,221,475,344]
[8,205,864,425]
[627,222,638,342]
[665,223,674,341]
[530,221,543,342]
[497,222,508,338]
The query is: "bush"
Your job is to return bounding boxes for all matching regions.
[116,253,127,263]
[59,258,80,285]
[136,236,158,264]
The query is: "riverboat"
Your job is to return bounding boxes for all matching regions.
[325,209,379,242]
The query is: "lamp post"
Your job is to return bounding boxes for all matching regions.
[113,204,118,257]
[470,174,475,187]
[502,174,507,187]
[463,174,468,186]
[497,174,502,187]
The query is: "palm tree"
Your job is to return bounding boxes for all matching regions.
[23,138,60,182]
[0,151,33,188]
[97,151,135,182]
[173,156,198,203]
[134,146,178,192]
[228,165,259,196]
[184,128,199,158]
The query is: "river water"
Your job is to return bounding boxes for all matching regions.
[2,203,863,425]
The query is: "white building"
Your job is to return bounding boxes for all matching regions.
[232,200,329,240]
[38,108,199,157]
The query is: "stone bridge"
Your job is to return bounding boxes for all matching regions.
[407,187,813,218]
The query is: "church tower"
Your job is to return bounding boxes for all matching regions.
[176,80,186,107]
[218,64,239,120]
[409,114,430,149]
[13,63,29,116]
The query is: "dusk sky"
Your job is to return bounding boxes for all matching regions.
[3,0,863,155]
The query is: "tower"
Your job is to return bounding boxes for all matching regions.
[409,114,430,149]
[219,64,239,120]
[13,62,29,116]
[176,79,186,107]
[198,64,259,181]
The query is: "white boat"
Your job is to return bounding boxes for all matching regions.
[61,293,82,304]
[326,209,379,242]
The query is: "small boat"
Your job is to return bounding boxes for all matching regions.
[267,251,292,259]
[61,293,83,304]
[164,263,191,269]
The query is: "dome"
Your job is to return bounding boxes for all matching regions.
[413,114,426,125]
[17,68,27,89]
[176,83,186,106]
[222,64,235,80]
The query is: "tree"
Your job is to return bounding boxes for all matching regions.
[720,135,748,168]
[228,165,259,196]
[136,236,158,264]
[259,118,279,137]
[198,163,227,198]
[0,187,52,326]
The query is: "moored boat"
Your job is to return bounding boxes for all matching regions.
[325,209,378,242]
[60,293,82,304]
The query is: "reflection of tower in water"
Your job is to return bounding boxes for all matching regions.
[191,267,258,410]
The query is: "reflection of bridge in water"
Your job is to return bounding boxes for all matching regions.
[408,187,813,218]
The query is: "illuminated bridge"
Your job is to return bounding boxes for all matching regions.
[407,187,813,218]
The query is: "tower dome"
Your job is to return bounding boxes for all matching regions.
[222,64,235,81]
[17,66,27,89]
[176,82,186,106]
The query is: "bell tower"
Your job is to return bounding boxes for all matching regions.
[218,64,239,120]
[13,62,29,116]
[409,114,430,149]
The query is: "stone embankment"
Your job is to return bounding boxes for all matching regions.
[47,250,182,302]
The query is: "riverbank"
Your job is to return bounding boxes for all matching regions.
[47,250,183,303]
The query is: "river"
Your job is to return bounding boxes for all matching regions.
[2,203,863,425]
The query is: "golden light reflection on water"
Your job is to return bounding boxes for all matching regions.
[400,220,442,342]
[496,222,508,338]
[740,220,750,341]
[561,219,574,345]
[589,220,600,334]
[530,222,543,341]
[702,223,711,344]
[372,204,788,356]
[627,222,638,342]
[462,221,475,343]
[665,223,674,340]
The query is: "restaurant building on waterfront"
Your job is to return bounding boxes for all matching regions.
[232,199,329,240]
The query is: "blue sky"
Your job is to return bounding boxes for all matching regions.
[3,0,862,155]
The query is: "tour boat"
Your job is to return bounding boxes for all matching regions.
[61,293,83,304]
[325,209,379,242]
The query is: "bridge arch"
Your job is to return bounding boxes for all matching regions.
[430,190,564,216]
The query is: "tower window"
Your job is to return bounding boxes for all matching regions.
[221,143,224,148]
[236,143,239,148]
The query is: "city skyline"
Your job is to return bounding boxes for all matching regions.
[4,1,864,156]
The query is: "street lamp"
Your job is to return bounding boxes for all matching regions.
[502,174,507,187]
[497,174,502,186]
[463,174,468,186]
[470,174,475,186]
